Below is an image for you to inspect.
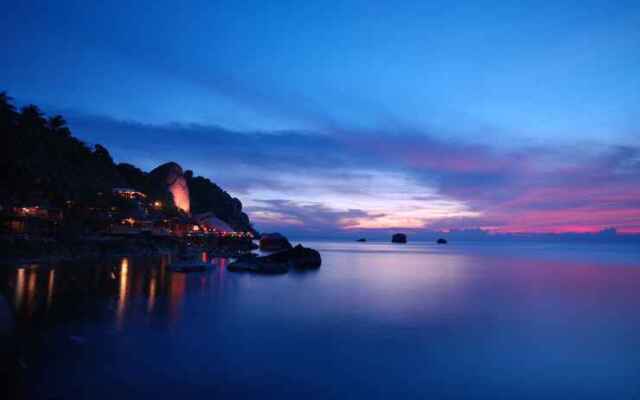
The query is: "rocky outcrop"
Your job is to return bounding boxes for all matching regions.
[356,238,367,242]
[227,253,289,274]
[149,162,190,213]
[186,174,254,233]
[228,244,321,274]
[259,233,292,252]
[261,244,321,269]
[436,238,448,244]
[391,233,407,243]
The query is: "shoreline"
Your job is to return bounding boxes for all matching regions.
[0,234,256,266]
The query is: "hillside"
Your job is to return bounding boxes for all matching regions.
[0,91,254,233]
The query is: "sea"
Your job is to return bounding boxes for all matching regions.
[1,240,639,399]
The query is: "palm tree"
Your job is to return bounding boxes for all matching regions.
[48,115,71,137]
[0,91,17,128]
[19,104,47,133]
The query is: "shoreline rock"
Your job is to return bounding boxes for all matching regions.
[228,244,321,274]
[227,253,288,274]
[259,233,292,252]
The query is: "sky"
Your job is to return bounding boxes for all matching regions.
[2,0,639,236]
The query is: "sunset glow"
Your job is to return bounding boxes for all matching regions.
[2,1,638,237]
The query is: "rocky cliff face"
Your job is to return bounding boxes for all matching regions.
[147,162,253,233]
[186,174,254,233]
[149,162,191,214]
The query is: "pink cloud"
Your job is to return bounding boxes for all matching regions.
[353,137,640,234]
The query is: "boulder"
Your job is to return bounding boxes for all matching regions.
[261,244,321,269]
[149,162,191,213]
[356,238,367,242]
[391,233,407,243]
[259,233,292,252]
[228,245,321,273]
[436,238,448,244]
[228,253,289,274]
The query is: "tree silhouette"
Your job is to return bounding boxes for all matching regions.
[0,90,255,233]
[0,91,17,128]
[94,144,114,165]
[19,104,46,129]
[47,115,71,137]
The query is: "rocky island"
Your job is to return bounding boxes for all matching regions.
[391,233,407,243]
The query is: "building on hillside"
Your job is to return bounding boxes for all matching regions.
[193,212,253,238]
[157,215,193,237]
[112,188,147,201]
[194,212,233,234]
[1,205,63,236]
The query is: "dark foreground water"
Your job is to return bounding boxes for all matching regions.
[1,241,640,399]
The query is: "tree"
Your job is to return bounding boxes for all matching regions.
[19,104,47,136]
[47,115,71,137]
[94,144,114,165]
[0,91,17,128]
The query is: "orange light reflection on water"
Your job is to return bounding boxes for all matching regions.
[15,268,25,311]
[116,258,129,330]
[26,271,37,316]
[147,270,157,314]
[169,272,186,324]
[47,269,55,310]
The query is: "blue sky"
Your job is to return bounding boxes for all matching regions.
[2,0,639,235]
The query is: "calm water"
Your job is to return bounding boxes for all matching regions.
[2,241,640,399]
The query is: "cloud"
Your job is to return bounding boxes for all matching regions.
[246,199,382,233]
[65,112,640,235]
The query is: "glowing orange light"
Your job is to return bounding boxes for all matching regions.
[168,178,190,213]
[117,258,129,330]
[15,268,25,310]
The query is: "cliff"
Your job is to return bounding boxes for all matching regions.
[149,162,190,213]
[186,173,254,233]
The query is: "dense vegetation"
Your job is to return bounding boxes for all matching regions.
[0,92,254,232]
[186,172,252,231]
[1,93,122,205]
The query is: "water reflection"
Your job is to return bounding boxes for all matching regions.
[0,242,639,399]
[15,268,25,311]
[147,270,157,314]
[26,271,37,317]
[116,258,129,330]
[46,269,55,310]
[169,271,186,323]
[0,255,234,331]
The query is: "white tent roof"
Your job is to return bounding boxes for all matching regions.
[194,212,234,232]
